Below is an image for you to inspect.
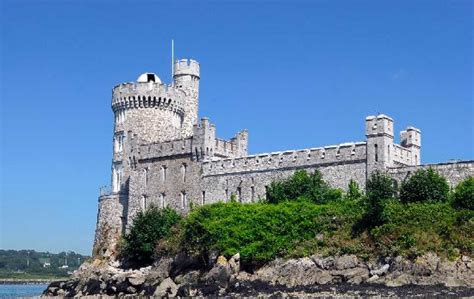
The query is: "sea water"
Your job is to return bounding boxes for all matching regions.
[0,284,48,298]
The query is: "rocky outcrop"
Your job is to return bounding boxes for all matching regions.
[43,253,474,297]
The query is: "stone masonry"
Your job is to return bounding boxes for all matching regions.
[92,58,474,257]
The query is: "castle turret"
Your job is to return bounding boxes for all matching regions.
[400,126,421,165]
[192,117,216,161]
[230,130,248,158]
[365,114,394,174]
[173,59,200,138]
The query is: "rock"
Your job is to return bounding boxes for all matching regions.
[148,257,173,282]
[370,264,390,276]
[128,274,146,286]
[174,270,201,285]
[385,273,411,287]
[344,267,370,284]
[367,274,380,283]
[229,253,240,274]
[256,257,328,286]
[205,263,232,287]
[154,277,178,297]
[126,286,137,294]
[335,255,358,270]
[170,253,203,277]
[311,255,335,270]
[413,253,440,276]
[140,283,156,296]
[83,279,101,295]
[217,255,228,266]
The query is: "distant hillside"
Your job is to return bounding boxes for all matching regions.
[0,249,90,280]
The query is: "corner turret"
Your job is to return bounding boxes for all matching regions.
[400,126,421,165]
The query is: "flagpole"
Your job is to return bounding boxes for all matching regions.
[171,39,174,84]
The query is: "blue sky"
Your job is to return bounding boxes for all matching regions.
[1,0,472,255]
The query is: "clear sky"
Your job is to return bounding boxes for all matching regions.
[1,0,472,255]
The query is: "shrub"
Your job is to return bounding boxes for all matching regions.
[346,179,363,200]
[371,200,474,257]
[399,168,449,203]
[452,177,474,210]
[266,170,342,204]
[122,206,181,267]
[179,199,366,265]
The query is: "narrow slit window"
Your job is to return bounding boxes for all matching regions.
[374,144,379,162]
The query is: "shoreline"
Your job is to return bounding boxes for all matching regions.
[0,278,66,285]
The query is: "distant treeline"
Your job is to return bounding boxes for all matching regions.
[0,249,89,279]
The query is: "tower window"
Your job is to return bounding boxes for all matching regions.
[160,193,165,208]
[237,187,242,202]
[181,163,187,182]
[181,192,187,209]
[161,166,167,182]
[201,191,205,205]
[141,195,147,210]
[374,144,379,162]
[144,168,148,186]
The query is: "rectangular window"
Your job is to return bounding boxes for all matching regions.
[181,192,187,209]
[181,164,187,183]
[161,166,167,183]
[141,195,147,210]
[201,191,205,205]
[160,193,165,208]
[374,144,379,162]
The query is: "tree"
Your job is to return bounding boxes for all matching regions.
[452,177,474,210]
[266,170,342,204]
[399,168,449,203]
[365,171,397,225]
[346,179,363,200]
[122,206,181,267]
[366,171,396,203]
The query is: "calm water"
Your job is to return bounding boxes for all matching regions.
[0,284,48,298]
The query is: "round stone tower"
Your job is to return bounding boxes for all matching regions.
[173,59,200,138]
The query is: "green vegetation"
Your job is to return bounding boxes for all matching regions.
[266,170,343,204]
[400,168,450,203]
[365,171,396,226]
[452,176,474,210]
[178,199,365,264]
[0,250,88,280]
[121,168,474,268]
[122,206,181,267]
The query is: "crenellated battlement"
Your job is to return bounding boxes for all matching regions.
[112,82,186,115]
[202,142,367,176]
[138,138,193,161]
[174,59,200,78]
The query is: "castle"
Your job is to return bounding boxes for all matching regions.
[93,58,473,257]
